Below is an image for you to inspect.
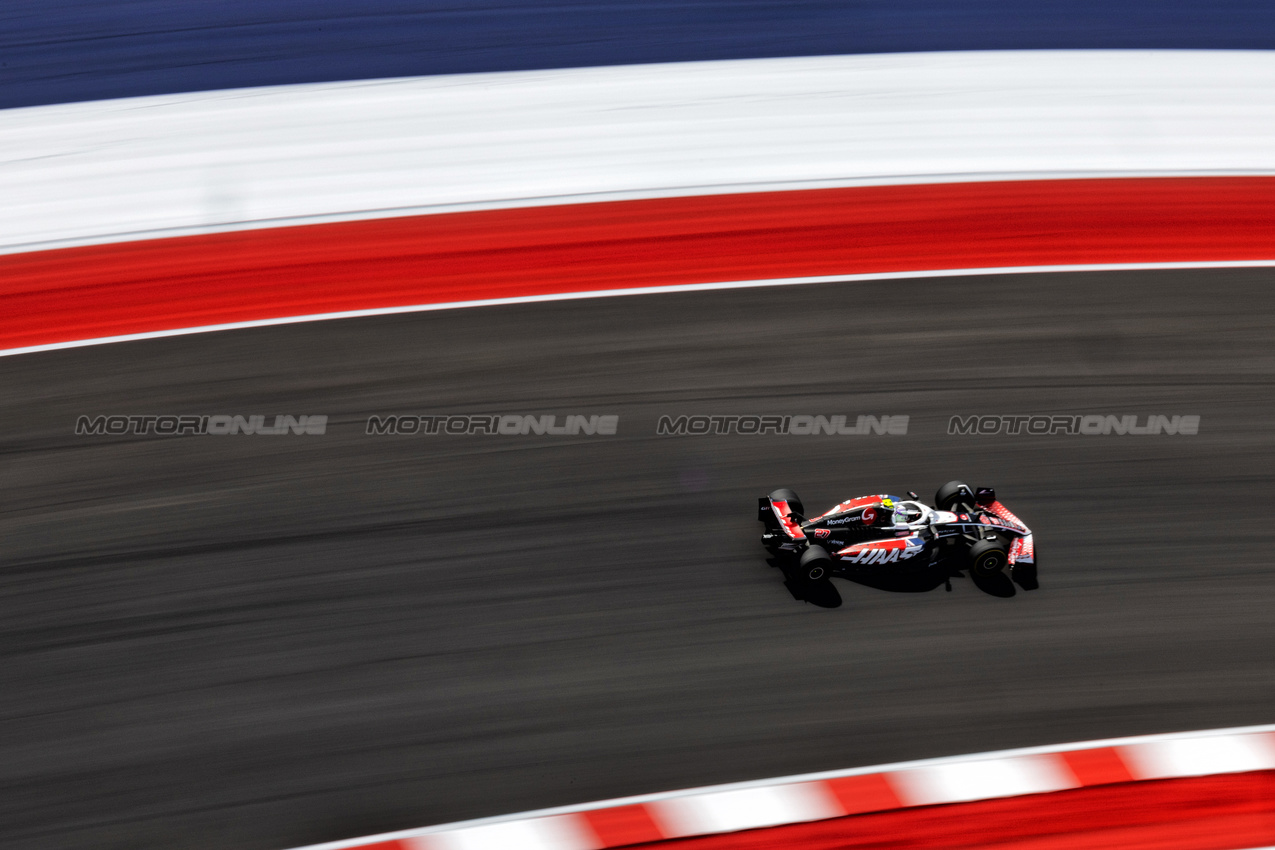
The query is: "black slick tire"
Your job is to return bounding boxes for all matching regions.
[968,538,1009,577]
[797,545,833,582]
[935,480,973,512]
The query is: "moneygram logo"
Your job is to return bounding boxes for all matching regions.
[948,415,1200,436]
[656,415,908,436]
[75,415,328,435]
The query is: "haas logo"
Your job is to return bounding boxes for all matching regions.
[840,539,923,565]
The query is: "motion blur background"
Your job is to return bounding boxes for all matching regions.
[2,3,1274,849]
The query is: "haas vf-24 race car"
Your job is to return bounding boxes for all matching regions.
[759,481,1037,588]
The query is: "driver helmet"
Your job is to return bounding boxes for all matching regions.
[892,502,924,526]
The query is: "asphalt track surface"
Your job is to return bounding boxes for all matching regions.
[3,268,1273,850]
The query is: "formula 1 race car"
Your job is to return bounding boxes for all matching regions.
[758,481,1037,589]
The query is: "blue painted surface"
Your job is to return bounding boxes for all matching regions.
[3,1,1274,110]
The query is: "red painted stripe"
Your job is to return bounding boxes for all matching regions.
[583,804,667,846]
[626,770,1275,850]
[4,177,1275,351]
[824,773,903,815]
[1062,746,1136,786]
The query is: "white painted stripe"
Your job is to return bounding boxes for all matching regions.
[278,723,1275,850]
[650,782,841,837]
[1121,732,1275,779]
[0,168,1266,259]
[889,755,1078,806]
[6,260,1275,360]
[422,814,599,850]
[4,50,1275,254]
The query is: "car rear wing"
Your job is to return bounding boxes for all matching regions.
[758,496,806,540]
[758,497,774,522]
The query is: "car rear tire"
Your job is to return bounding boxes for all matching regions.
[968,538,1009,576]
[768,488,803,517]
[796,545,832,582]
[935,480,973,512]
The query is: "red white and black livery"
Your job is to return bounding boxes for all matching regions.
[758,481,1037,589]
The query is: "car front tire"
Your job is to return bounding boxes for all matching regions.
[968,538,1008,577]
[935,480,973,512]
